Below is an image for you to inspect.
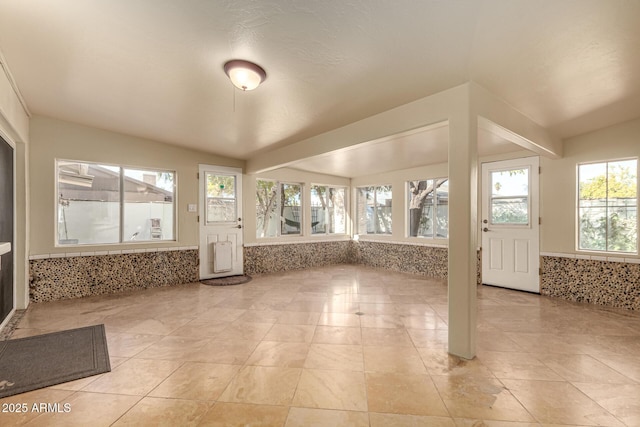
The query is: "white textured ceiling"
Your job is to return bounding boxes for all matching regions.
[1,0,639,175]
[289,123,524,178]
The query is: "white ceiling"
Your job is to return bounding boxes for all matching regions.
[288,122,521,178]
[1,0,639,176]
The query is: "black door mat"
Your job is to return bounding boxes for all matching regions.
[0,324,111,398]
[200,275,252,286]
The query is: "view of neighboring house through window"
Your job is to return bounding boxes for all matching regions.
[310,185,346,234]
[256,179,303,238]
[356,186,392,235]
[578,159,638,253]
[57,160,175,245]
[407,178,449,238]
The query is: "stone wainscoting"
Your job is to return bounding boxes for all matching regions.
[244,240,480,283]
[29,249,198,303]
[352,240,449,279]
[26,240,480,304]
[26,242,640,311]
[244,241,354,275]
[541,255,640,311]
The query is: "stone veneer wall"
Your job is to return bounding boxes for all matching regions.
[27,242,640,312]
[244,240,482,283]
[29,250,198,303]
[352,240,449,279]
[541,255,640,311]
[25,239,478,303]
[243,241,354,275]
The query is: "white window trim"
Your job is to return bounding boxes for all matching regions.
[576,157,639,255]
[255,178,305,239]
[405,177,449,240]
[203,171,238,226]
[55,159,177,247]
[355,184,393,236]
[309,184,348,236]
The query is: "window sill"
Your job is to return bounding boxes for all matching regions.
[245,236,351,247]
[30,245,198,260]
[354,237,448,248]
[541,251,640,264]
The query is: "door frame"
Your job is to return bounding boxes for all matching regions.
[198,164,244,279]
[0,130,16,330]
[480,156,540,293]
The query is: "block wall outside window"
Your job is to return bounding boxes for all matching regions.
[356,186,392,235]
[57,160,175,245]
[578,158,638,253]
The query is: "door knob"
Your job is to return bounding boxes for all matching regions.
[236,225,242,229]
[483,227,489,232]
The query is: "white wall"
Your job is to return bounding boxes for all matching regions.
[0,61,28,143]
[540,117,640,257]
[0,57,30,310]
[29,116,244,255]
[478,117,640,260]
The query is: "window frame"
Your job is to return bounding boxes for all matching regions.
[406,177,449,240]
[280,181,303,236]
[488,167,531,229]
[55,159,177,246]
[356,184,393,235]
[310,184,348,236]
[204,172,238,225]
[576,157,638,254]
[255,178,305,239]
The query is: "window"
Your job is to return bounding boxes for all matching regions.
[205,173,237,223]
[578,159,638,253]
[281,183,302,235]
[256,179,303,238]
[356,186,392,234]
[57,160,175,245]
[407,179,448,238]
[310,185,347,234]
[490,168,529,225]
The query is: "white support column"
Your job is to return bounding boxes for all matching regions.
[447,102,478,359]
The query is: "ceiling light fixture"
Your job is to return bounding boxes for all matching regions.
[223,59,267,91]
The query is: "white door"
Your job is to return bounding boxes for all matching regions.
[199,165,243,279]
[481,157,540,293]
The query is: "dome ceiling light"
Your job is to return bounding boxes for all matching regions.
[223,59,267,91]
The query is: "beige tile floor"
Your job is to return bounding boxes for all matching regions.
[2,264,640,426]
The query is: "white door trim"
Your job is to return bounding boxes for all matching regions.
[198,164,244,279]
[481,156,540,293]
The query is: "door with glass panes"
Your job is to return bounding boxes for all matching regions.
[481,157,540,293]
[199,165,243,279]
